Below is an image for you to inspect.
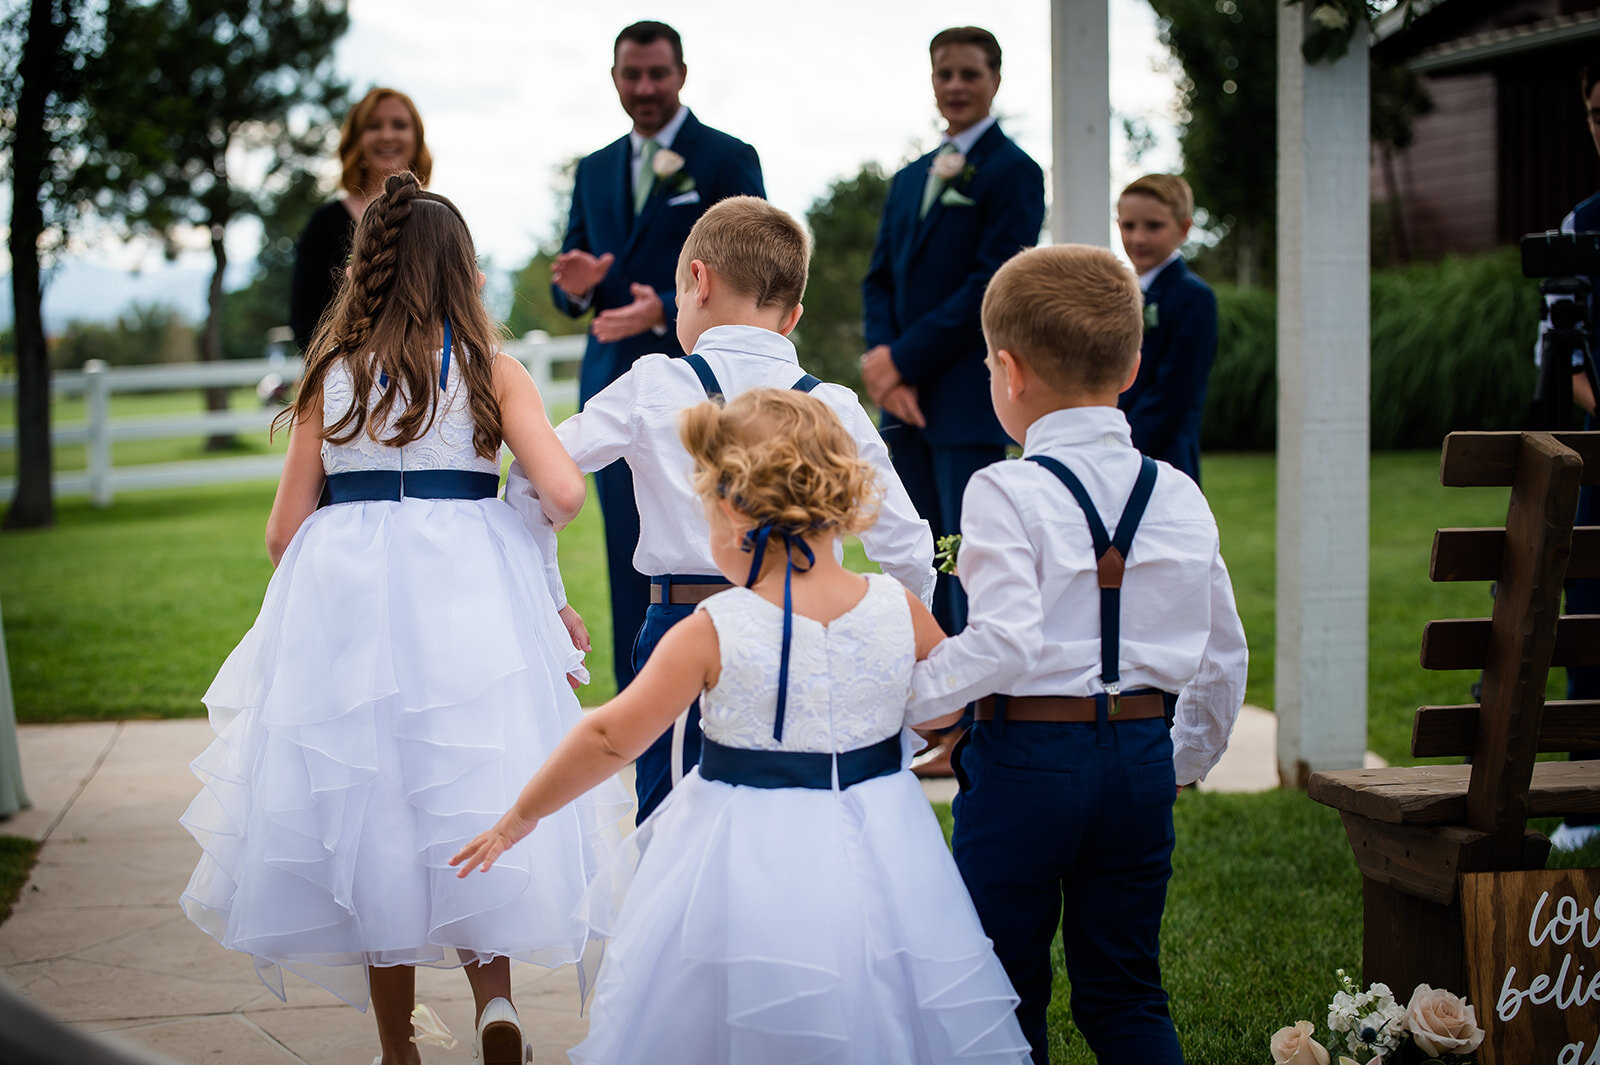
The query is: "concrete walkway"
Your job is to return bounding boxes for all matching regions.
[0,710,1379,1064]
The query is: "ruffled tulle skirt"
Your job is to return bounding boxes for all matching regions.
[178,497,632,1010]
[571,760,1033,1065]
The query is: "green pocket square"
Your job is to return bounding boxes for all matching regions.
[939,187,976,207]
[1144,303,1159,329]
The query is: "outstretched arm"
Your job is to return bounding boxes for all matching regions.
[451,612,720,875]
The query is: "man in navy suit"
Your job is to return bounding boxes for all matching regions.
[551,20,764,693]
[861,25,1045,773]
[1115,173,1218,485]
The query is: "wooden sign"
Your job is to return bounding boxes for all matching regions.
[1462,869,1600,1065]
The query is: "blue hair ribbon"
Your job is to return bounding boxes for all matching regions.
[741,521,816,742]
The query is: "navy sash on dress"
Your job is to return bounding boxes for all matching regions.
[319,320,494,507]
[698,733,900,790]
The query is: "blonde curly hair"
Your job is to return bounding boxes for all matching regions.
[679,388,881,542]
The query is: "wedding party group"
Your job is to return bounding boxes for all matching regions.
[181,19,1247,1065]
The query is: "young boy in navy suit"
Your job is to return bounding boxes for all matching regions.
[512,198,934,823]
[1116,174,1218,485]
[909,245,1247,1065]
[861,25,1045,774]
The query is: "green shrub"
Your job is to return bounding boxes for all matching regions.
[1201,248,1544,450]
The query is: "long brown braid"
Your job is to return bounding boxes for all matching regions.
[277,172,505,459]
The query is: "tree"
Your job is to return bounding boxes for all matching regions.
[2,0,92,529]
[794,163,890,398]
[1148,0,1277,288]
[79,0,348,448]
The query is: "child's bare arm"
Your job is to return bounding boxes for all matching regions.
[265,401,325,567]
[451,612,722,875]
[495,353,585,528]
[905,590,963,730]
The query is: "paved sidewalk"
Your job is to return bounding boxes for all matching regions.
[0,710,1381,1064]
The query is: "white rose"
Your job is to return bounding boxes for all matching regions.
[1271,1021,1331,1065]
[651,148,685,178]
[931,150,967,181]
[1310,3,1350,29]
[1404,985,1484,1058]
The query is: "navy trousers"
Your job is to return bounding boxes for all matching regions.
[952,717,1183,1065]
[594,459,651,694]
[630,599,703,824]
[887,431,1004,638]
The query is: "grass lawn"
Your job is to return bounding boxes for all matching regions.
[929,790,1365,1065]
[0,448,1544,765]
[0,834,41,924]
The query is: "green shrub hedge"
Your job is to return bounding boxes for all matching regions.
[1202,248,1545,451]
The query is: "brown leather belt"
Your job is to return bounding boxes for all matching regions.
[973,693,1167,723]
[649,582,730,606]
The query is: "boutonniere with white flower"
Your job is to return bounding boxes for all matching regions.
[651,148,696,196]
[934,534,961,576]
[929,149,979,209]
[1144,302,1160,330]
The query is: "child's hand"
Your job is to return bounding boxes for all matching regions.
[559,604,591,653]
[450,813,540,878]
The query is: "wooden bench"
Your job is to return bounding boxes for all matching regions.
[1309,430,1600,997]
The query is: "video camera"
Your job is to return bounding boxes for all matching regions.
[1522,230,1600,429]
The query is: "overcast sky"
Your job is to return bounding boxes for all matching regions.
[19,0,1184,326]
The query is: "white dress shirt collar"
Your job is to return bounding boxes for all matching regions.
[942,114,998,157]
[1138,250,1183,293]
[631,104,690,156]
[690,324,799,365]
[1021,406,1134,456]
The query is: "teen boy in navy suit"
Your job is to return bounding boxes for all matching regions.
[1116,174,1218,486]
[551,20,764,693]
[860,26,1045,774]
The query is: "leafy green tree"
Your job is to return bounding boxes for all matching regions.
[51,304,196,370]
[506,158,587,340]
[2,0,93,529]
[794,163,889,398]
[78,0,348,447]
[221,168,328,361]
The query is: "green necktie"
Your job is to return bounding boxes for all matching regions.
[635,138,659,215]
[920,142,959,219]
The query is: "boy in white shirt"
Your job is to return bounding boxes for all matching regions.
[908,244,1247,1065]
[511,196,935,823]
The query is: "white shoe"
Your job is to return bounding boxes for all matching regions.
[1550,822,1600,851]
[473,997,530,1065]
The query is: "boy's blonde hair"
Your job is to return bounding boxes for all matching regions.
[981,245,1143,393]
[677,196,810,312]
[680,389,880,540]
[1119,173,1194,224]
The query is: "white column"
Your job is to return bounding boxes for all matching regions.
[1275,9,1370,785]
[84,359,112,508]
[1051,0,1111,246]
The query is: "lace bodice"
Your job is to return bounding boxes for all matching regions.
[320,351,500,476]
[696,573,914,753]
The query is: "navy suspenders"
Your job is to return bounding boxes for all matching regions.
[1026,454,1159,712]
[681,351,821,398]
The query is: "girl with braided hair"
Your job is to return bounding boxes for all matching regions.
[180,172,630,1065]
[453,388,1032,1065]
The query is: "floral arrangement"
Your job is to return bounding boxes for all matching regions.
[930,150,978,208]
[1289,0,1417,64]
[1271,971,1484,1064]
[934,533,961,576]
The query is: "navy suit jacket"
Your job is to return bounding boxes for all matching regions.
[1118,256,1218,483]
[554,110,764,405]
[863,122,1044,448]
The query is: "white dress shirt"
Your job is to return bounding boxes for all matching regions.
[1138,250,1183,292]
[907,406,1247,785]
[629,104,690,191]
[943,114,997,156]
[506,325,936,605]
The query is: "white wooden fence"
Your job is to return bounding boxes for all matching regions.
[0,333,585,505]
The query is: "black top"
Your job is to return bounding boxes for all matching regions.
[290,199,357,354]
